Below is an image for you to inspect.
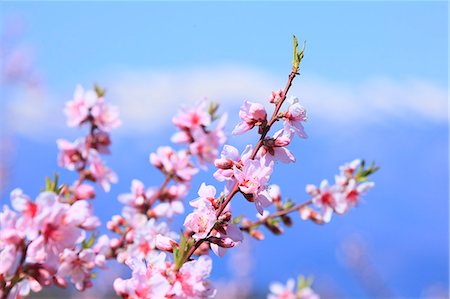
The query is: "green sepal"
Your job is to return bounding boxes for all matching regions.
[94,84,106,97]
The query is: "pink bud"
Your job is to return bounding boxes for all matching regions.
[155,234,178,252]
[250,230,265,240]
[208,236,236,248]
[214,158,234,169]
[53,276,68,289]
[125,231,134,243]
[74,184,95,200]
[106,220,115,231]
[269,89,284,104]
[110,238,121,249]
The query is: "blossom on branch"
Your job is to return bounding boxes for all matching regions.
[234,157,274,214]
[232,100,267,135]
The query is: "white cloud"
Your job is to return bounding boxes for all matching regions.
[3,65,447,139]
[105,66,447,134]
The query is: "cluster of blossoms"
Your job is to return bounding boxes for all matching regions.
[0,85,120,297]
[104,100,227,298]
[0,190,108,297]
[114,253,215,298]
[301,159,377,224]
[1,38,378,299]
[58,85,120,193]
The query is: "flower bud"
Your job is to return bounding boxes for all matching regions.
[250,230,265,240]
[155,234,178,252]
[214,158,233,169]
[74,184,95,201]
[208,236,236,248]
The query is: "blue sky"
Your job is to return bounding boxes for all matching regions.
[1,2,448,298]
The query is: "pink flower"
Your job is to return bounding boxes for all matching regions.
[93,235,111,266]
[171,255,216,298]
[233,157,274,214]
[306,180,345,223]
[172,100,211,131]
[269,89,284,104]
[149,147,198,182]
[260,129,296,164]
[188,183,218,208]
[57,248,96,291]
[0,244,20,279]
[124,218,177,262]
[0,206,23,278]
[72,183,96,201]
[65,200,100,230]
[88,151,118,192]
[118,179,150,208]
[209,221,243,257]
[64,85,121,131]
[268,279,296,299]
[184,197,217,240]
[283,96,307,138]
[12,264,53,296]
[10,188,38,239]
[336,159,362,185]
[214,144,252,182]
[153,184,187,218]
[189,114,227,167]
[64,85,96,127]
[27,192,84,267]
[56,138,86,171]
[343,179,374,210]
[232,101,267,135]
[90,98,121,132]
[114,253,170,299]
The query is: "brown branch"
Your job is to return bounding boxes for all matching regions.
[147,173,172,207]
[240,199,313,231]
[180,68,300,267]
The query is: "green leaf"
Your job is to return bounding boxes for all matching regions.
[355,160,379,182]
[267,218,279,226]
[283,198,295,210]
[174,232,195,270]
[297,275,314,291]
[292,35,306,72]
[44,173,61,193]
[232,215,243,225]
[94,84,106,97]
[82,233,97,249]
[292,35,299,69]
[208,102,220,121]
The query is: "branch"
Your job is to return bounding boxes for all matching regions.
[240,199,313,231]
[181,68,301,267]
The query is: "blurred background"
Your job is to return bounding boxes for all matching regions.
[0,2,448,298]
